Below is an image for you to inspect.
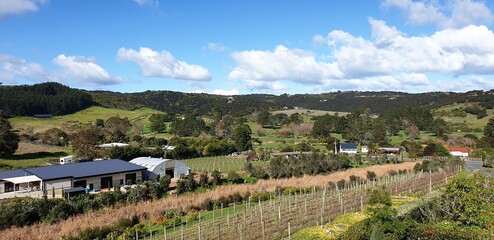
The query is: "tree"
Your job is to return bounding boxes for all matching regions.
[484,117,494,138]
[149,113,169,133]
[71,125,101,160]
[104,116,130,142]
[256,109,272,127]
[0,117,19,157]
[232,123,252,151]
[211,170,222,186]
[406,124,420,140]
[41,128,67,146]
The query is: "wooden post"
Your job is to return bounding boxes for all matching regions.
[278,204,281,221]
[288,222,291,240]
[218,223,221,240]
[198,224,201,240]
[262,220,266,240]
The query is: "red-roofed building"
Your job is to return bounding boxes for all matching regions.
[449,148,469,157]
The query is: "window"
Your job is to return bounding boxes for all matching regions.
[101,176,113,189]
[125,173,136,185]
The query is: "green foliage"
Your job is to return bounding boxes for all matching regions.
[423,142,450,157]
[250,192,271,202]
[149,113,170,133]
[41,128,68,146]
[311,114,346,138]
[211,170,222,186]
[71,125,102,160]
[0,116,19,157]
[226,171,241,183]
[232,123,252,151]
[176,174,197,194]
[0,82,93,116]
[170,115,206,137]
[485,117,494,139]
[268,153,350,178]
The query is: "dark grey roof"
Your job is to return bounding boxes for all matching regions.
[340,143,357,149]
[0,169,33,179]
[0,159,146,181]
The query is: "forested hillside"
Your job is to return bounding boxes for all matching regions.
[0,82,93,116]
[1,82,493,117]
[91,89,494,115]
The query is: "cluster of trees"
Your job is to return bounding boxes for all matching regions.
[256,110,303,128]
[0,82,93,116]
[268,153,351,178]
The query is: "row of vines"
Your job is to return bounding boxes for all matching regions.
[147,167,458,240]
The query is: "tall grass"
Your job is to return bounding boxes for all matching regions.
[0,162,416,240]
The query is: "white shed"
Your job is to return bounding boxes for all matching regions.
[130,157,190,180]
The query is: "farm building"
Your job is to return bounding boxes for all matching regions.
[449,147,469,157]
[129,157,190,180]
[98,142,129,149]
[340,143,358,154]
[0,159,146,199]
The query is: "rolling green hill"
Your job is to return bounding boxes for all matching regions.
[10,106,163,134]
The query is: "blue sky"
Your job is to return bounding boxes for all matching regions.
[1,0,494,95]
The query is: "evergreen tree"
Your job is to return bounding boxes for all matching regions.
[0,117,19,157]
[232,123,252,151]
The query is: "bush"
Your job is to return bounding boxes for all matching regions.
[366,171,377,181]
[250,192,271,202]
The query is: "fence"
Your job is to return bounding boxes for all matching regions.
[153,167,459,240]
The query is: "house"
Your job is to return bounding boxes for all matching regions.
[98,142,129,149]
[129,157,190,180]
[0,159,146,199]
[33,114,53,118]
[360,146,369,154]
[340,143,358,154]
[379,147,401,155]
[449,147,469,157]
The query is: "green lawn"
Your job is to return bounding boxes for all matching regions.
[434,103,493,130]
[10,106,163,133]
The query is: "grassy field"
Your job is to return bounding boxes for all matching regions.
[182,156,269,173]
[272,109,349,117]
[434,103,494,130]
[0,142,71,169]
[9,106,163,134]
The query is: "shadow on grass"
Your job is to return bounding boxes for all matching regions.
[3,151,68,160]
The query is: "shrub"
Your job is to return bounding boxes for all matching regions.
[250,192,271,202]
[366,171,377,181]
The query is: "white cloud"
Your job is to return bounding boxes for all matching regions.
[53,54,122,85]
[211,89,239,95]
[228,45,343,84]
[436,76,494,91]
[382,0,494,29]
[133,0,159,7]
[205,43,227,52]
[230,18,494,92]
[117,47,212,81]
[0,54,51,83]
[0,0,46,17]
[327,22,494,76]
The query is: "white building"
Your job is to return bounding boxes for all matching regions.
[130,157,190,180]
[449,148,469,157]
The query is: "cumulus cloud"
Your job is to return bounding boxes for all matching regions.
[436,76,494,91]
[0,54,51,83]
[327,21,494,77]
[53,54,122,85]
[230,18,494,92]
[211,89,239,95]
[228,45,342,85]
[381,0,494,29]
[0,0,47,17]
[117,47,212,81]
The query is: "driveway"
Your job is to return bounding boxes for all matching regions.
[464,161,494,178]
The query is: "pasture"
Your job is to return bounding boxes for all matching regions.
[9,106,162,134]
